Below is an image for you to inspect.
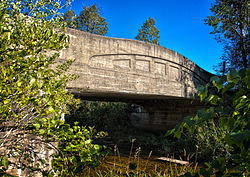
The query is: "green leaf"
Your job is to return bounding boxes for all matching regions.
[30,77,36,85]
[1,156,9,169]
[207,95,220,105]
[229,130,250,145]
[211,157,226,172]
[211,76,224,91]
[39,129,45,134]
[197,109,212,121]
[227,70,240,84]
[33,123,40,129]
[17,80,22,87]
[48,106,54,113]
[198,85,208,101]
[183,116,195,127]
[3,99,10,104]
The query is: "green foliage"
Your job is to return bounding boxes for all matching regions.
[76,4,108,35]
[66,101,132,133]
[135,17,160,45]
[168,69,250,176]
[63,4,108,35]
[0,0,75,123]
[0,156,10,176]
[63,9,76,28]
[205,0,249,74]
[51,124,107,176]
[0,0,106,176]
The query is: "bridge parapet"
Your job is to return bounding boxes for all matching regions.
[60,28,213,100]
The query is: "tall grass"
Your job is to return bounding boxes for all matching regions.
[81,139,199,177]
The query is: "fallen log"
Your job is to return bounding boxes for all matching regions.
[156,157,189,165]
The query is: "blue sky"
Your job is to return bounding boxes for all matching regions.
[68,0,223,74]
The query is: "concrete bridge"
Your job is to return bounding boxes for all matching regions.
[59,28,213,131]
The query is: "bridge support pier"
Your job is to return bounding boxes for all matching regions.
[131,99,205,132]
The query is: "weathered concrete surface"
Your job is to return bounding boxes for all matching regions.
[60,29,213,131]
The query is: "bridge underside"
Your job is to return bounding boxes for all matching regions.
[68,88,205,131]
[68,87,180,102]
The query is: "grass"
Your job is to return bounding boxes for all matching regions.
[80,140,199,177]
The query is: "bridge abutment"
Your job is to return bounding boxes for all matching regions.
[131,99,204,131]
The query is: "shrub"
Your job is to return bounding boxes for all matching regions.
[51,124,107,176]
[0,0,106,176]
[66,101,132,133]
[168,69,249,176]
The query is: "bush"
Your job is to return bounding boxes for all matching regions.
[0,1,106,176]
[168,69,249,176]
[51,124,107,176]
[66,101,132,133]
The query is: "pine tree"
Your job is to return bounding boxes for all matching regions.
[63,9,76,28]
[76,4,108,35]
[135,17,160,45]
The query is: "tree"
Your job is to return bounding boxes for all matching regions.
[0,0,105,176]
[213,40,243,74]
[63,9,76,28]
[135,17,160,45]
[76,4,108,35]
[205,0,249,74]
